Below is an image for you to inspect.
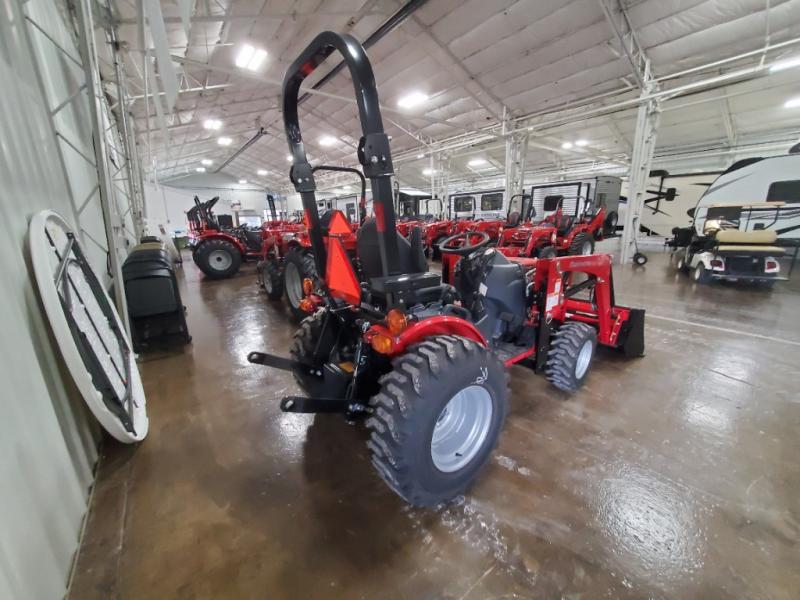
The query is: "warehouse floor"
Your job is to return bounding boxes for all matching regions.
[69,250,800,599]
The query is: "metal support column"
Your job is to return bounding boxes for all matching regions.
[620,63,661,264]
[504,130,529,206]
[74,0,131,333]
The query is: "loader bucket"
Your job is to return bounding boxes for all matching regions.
[619,308,646,357]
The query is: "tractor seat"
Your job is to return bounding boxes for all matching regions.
[357,218,442,305]
[555,215,574,236]
[243,228,263,250]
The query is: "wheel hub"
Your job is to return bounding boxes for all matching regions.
[431,385,493,473]
[208,249,233,271]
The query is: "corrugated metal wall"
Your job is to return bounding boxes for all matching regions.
[0,0,137,597]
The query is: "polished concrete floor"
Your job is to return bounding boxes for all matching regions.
[70,248,800,599]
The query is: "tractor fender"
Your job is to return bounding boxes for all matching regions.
[196,231,246,255]
[367,315,488,357]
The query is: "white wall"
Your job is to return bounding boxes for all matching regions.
[145,172,273,232]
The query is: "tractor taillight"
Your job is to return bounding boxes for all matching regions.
[386,309,408,335]
[765,259,779,272]
[370,333,393,354]
[710,259,724,269]
[299,298,316,313]
[302,277,314,296]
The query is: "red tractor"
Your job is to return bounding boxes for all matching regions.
[248,32,645,507]
[187,196,266,278]
[258,166,364,319]
[496,194,607,259]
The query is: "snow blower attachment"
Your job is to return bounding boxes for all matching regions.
[248,31,646,507]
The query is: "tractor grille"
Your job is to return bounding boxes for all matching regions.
[727,257,763,274]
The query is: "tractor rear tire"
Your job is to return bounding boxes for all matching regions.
[569,233,595,256]
[261,258,283,300]
[284,247,318,320]
[366,335,509,507]
[604,211,618,236]
[290,310,326,387]
[193,239,242,279]
[545,322,597,392]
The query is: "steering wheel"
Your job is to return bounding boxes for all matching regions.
[438,231,491,256]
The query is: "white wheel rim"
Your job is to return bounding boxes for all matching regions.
[264,268,273,292]
[694,266,703,281]
[208,249,233,271]
[575,339,593,379]
[431,385,493,473]
[285,261,302,306]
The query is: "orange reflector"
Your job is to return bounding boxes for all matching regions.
[328,210,352,235]
[302,277,314,296]
[370,334,393,354]
[338,361,354,373]
[386,309,408,335]
[325,236,361,305]
[299,298,316,313]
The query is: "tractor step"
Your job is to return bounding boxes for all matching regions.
[279,395,371,415]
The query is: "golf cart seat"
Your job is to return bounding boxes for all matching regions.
[714,229,785,256]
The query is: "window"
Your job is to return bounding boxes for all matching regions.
[767,180,800,203]
[703,206,741,234]
[480,192,503,211]
[453,195,474,212]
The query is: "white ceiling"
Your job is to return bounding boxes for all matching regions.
[104,0,800,194]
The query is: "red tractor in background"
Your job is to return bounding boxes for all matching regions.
[496,194,607,259]
[258,165,364,319]
[187,196,267,278]
[248,32,645,507]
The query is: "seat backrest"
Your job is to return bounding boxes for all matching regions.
[357,218,428,281]
[716,229,777,244]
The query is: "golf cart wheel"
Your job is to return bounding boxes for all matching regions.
[693,263,711,284]
[545,322,598,392]
[261,258,283,300]
[675,255,689,273]
[366,335,508,507]
[633,252,648,266]
[536,245,557,259]
[193,239,242,279]
[568,233,595,256]
[284,247,318,320]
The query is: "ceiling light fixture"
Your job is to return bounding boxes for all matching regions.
[784,96,800,108]
[203,119,222,130]
[770,55,800,73]
[468,158,487,167]
[239,179,248,184]
[257,169,268,176]
[201,159,213,166]
[195,167,206,173]
[286,155,292,161]
[319,135,337,146]
[561,141,573,150]
[575,139,589,147]
[398,91,429,109]
[422,168,436,176]
[416,153,425,159]
[218,136,232,146]
[342,185,352,191]
[235,44,267,71]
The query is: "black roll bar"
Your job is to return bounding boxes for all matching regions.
[282,31,399,279]
[311,165,368,224]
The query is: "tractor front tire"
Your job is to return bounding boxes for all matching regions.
[545,322,597,392]
[536,245,557,259]
[193,239,242,279]
[569,233,595,255]
[261,258,283,300]
[284,247,318,320]
[366,336,509,507]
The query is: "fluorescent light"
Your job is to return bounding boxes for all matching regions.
[239,179,248,184]
[784,96,800,108]
[286,155,292,161]
[422,168,436,175]
[201,159,213,166]
[342,185,352,191]
[398,91,429,109]
[218,136,232,146]
[561,141,573,149]
[319,135,337,147]
[770,55,800,73]
[468,158,487,167]
[416,153,425,159]
[195,167,206,173]
[235,44,267,71]
[203,119,222,130]
[575,139,588,147]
